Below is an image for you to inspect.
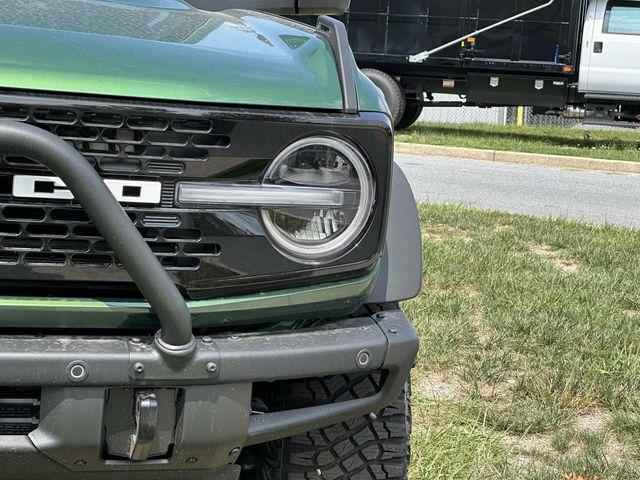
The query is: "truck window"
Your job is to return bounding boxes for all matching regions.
[604,1,640,34]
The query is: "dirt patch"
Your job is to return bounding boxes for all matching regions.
[421,227,447,244]
[573,409,611,432]
[505,433,557,469]
[510,433,555,455]
[528,244,560,257]
[418,373,463,401]
[507,410,632,471]
[528,243,582,273]
[476,378,517,401]
[554,258,581,274]
[469,309,494,345]
[418,368,515,405]
[506,409,631,470]
[494,223,512,232]
[422,223,472,244]
[573,410,630,462]
[623,309,640,318]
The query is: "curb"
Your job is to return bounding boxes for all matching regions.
[395,142,640,174]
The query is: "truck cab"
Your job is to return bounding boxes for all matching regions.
[579,0,640,98]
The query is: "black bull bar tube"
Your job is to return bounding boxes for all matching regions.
[0,120,196,357]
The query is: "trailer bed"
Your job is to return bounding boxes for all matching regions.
[340,0,589,78]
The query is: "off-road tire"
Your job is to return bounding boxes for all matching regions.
[362,69,406,128]
[396,100,423,131]
[259,372,411,480]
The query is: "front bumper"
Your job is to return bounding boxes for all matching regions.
[0,309,418,480]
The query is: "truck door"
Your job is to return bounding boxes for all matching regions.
[579,0,640,95]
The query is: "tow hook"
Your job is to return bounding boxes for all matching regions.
[129,391,159,461]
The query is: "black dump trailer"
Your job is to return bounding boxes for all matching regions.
[318,0,590,128]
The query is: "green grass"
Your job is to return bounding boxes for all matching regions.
[406,203,640,479]
[396,122,640,162]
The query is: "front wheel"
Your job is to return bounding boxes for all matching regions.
[259,372,412,480]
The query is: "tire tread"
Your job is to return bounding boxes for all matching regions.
[261,373,410,480]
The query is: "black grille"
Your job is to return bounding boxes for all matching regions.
[0,204,220,271]
[0,105,230,176]
[0,388,41,435]
[0,92,389,299]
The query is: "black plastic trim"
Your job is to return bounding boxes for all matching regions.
[0,315,408,387]
[366,163,422,303]
[317,16,359,114]
[0,121,195,356]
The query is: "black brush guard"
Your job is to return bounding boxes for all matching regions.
[0,120,418,478]
[0,120,196,357]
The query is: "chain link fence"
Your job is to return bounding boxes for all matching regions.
[505,107,582,128]
[417,95,582,127]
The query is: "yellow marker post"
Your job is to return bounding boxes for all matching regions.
[517,106,525,126]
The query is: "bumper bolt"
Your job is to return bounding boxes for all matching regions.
[74,460,87,467]
[229,335,240,341]
[202,336,213,344]
[356,349,372,369]
[130,337,142,345]
[388,328,398,335]
[186,457,198,464]
[133,362,145,375]
[67,361,89,383]
[206,362,218,374]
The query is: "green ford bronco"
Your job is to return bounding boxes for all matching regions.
[0,1,421,479]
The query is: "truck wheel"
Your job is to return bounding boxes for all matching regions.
[259,372,411,480]
[396,100,424,131]
[362,69,406,128]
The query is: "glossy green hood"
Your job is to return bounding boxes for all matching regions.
[0,0,349,110]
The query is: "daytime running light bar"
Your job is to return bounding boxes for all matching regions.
[176,183,353,208]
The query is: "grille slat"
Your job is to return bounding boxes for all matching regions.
[0,388,40,435]
[0,205,219,271]
[0,107,231,177]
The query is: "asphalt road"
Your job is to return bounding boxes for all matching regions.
[396,153,640,229]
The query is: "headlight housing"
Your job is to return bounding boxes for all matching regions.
[260,136,375,264]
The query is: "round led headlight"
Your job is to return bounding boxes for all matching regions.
[260,137,375,264]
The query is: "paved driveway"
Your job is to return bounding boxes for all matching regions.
[396,153,640,228]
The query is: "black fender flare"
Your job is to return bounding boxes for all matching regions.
[366,162,422,303]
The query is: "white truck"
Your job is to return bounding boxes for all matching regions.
[322,0,640,128]
[579,0,640,118]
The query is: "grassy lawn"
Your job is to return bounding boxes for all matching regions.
[405,203,640,479]
[396,123,640,163]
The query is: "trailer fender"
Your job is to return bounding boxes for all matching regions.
[366,162,422,303]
